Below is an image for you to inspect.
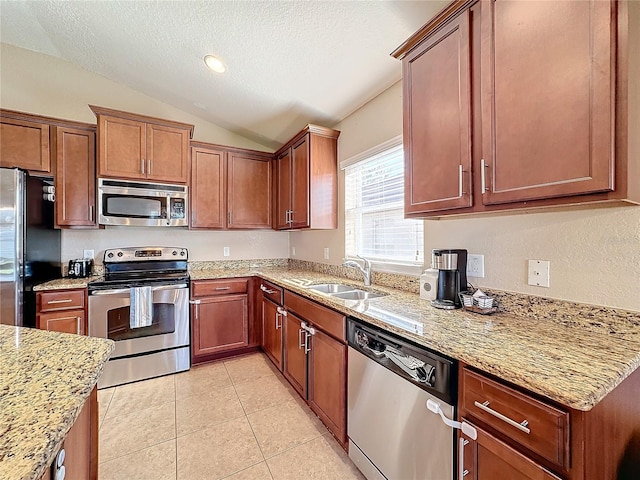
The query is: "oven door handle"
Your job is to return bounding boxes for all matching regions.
[152,284,188,291]
[90,288,131,296]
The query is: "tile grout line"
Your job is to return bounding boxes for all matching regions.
[174,373,178,480]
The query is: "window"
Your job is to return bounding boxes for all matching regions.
[344,141,424,271]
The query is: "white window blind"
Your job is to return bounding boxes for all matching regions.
[344,144,424,265]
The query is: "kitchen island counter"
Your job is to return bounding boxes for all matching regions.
[0,325,114,480]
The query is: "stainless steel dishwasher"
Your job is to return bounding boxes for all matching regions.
[348,317,476,480]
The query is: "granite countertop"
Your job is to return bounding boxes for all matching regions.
[0,326,114,480]
[33,266,640,411]
[191,267,640,412]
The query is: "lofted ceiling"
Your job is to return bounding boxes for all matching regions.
[0,0,447,150]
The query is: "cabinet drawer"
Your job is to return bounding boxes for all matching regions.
[191,278,248,297]
[462,368,569,469]
[38,309,86,335]
[38,289,85,312]
[284,290,345,342]
[259,280,283,305]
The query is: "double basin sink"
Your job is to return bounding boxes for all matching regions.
[307,283,387,300]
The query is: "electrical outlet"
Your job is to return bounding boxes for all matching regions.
[83,249,94,260]
[291,246,296,256]
[324,247,330,260]
[527,260,550,287]
[467,254,485,277]
[223,246,230,257]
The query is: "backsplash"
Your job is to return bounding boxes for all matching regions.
[189,258,290,271]
[288,259,420,294]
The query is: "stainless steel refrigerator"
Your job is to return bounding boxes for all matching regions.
[0,167,61,326]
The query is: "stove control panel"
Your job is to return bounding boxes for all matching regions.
[104,247,188,263]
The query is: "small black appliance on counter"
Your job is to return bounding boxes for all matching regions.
[68,258,94,278]
[431,249,468,310]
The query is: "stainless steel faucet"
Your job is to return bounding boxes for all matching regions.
[342,255,372,286]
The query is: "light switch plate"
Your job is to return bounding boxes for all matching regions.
[223,247,230,257]
[291,246,296,257]
[324,247,330,260]
[83,249,94,259]
[527,260,550,287]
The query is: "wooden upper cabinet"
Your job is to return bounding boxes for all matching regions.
[402,9,473,215]
[0,113,50,173]
[480,0,615,205]
[146,123,190,183]
[190,145,226,229]
[53,126,97,227]
[275,149,292,229]
[90,105,193,184]
[394,0,637,217]
[228,152,272,229]
[274,125,339,230]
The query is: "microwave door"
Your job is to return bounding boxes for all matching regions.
[102,195,167,226]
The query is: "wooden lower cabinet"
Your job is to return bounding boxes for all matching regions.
[190,278,251,364]
[38,310,86,335]
[41,387,98,480]
[191,294,248,359]
[36,288,87,335]
[283,311,307,397]
[459,421,561,480]
[261,297,283,371]
[281,290,347,446]
[308,328,347,444]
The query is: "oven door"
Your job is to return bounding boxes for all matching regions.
[89,284,189,359]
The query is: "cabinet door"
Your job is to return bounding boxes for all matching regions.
[192,295,248,358]
[227,153,271,229]
[403,10,472,215]
[146,123,190,183]
[261,298,283,371]
[63,387,96,480]
[54,126,96,227]
[481,0,614,205]
[38,309,86,335]
[291,136,310,229]
[283,312,307,398]
[275,149,292,229]
[0,117,50,173]
[190,146,226,229]
[97,115,146,179]
[460,421,562,480]
[308,328,347,444]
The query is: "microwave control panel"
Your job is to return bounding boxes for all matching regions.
[170,198,186,219]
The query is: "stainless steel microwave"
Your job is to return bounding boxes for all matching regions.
[98,178,188,227]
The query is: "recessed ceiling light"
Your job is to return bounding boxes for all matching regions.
[204,55,226,73]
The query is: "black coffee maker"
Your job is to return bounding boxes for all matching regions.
[431,249,468,309]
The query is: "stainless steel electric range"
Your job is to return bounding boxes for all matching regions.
[88,246,190,388]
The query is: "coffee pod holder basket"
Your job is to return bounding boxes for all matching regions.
[458,290,498,315]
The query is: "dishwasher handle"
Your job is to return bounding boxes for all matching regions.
[426,399,477,440]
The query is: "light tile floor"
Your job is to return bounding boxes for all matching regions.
[97,352,365,480]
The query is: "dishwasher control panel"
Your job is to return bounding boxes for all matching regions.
[348,317,456,405]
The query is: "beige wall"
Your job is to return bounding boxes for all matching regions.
[62,228,288,265]
[291,63,640,311]
[1,43,290,263]
[0,43,271,150]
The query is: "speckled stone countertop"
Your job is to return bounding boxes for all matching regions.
[190,267,640,412]
[0,326,114,480]
[33,265,640,411]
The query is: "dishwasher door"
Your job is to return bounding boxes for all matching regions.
[348,346,454,480]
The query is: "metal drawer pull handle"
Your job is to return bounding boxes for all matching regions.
[215,287,231,291]
[47,299,73,304]
[298,328,305,349]
[474,400,531,434]
[260,284,276,294]
[77,317,81,334]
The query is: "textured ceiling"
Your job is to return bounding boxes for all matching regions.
[0,0,447,150]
